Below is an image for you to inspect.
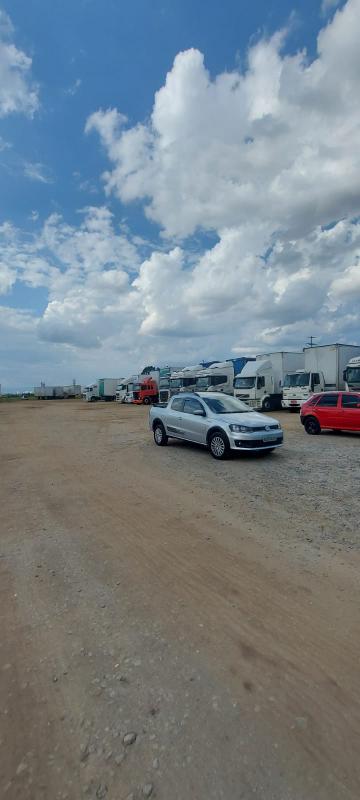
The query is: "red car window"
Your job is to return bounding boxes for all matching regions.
[316,394,339,407]
[341,394,360,408]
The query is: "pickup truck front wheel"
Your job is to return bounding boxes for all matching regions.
[153,422,168,446]
[209,431,230,460]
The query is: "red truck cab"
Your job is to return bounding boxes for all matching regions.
[132,378,159,405]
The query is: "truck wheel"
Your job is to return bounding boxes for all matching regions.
[143,397,150,405]
[262,397,271,412]
[304,416,321,435]
[209,431,230,460]
[153,422,168,446]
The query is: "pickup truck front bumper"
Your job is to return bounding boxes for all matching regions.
[230,432,284,451]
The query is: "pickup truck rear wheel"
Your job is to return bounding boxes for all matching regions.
[153,422,168,446]
[209,431,230,460]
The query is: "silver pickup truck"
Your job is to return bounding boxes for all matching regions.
[149,391,283,459]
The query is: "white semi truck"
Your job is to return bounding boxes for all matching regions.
[195,358,254,396]
[343,355,360,392]
[234,351,304,411]
[83,378,119,402]
[282,343,360,410]
[158,366,184,403]
[115,375,138,403]
[170,365,205,395]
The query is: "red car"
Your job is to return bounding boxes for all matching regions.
[300,391,360,434]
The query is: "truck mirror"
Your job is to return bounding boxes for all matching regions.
[343,370,347,381]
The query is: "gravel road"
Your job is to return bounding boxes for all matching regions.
[1,400,359,800]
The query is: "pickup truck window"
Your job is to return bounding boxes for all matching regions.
[183,398,204,415]
[171,397,184,412]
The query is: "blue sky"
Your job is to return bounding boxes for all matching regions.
[1,0,359,391]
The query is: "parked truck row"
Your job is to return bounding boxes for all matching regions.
[82,343,360,411]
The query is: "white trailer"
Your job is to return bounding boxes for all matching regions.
[83,378,119,402]
[282,343,360,410]
[63,384,82,398]
[234,351,304,411]
[34,385,65,399]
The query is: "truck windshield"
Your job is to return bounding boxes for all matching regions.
[170,378,182,389]
[159,378,169,389]
[347,367,360,385]
[133,384,141,392]
[204,396,250,414]
[196,377,210,388]
[234,377,255,389]
[283,372,310,388]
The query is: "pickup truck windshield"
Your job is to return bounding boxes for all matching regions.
[234,377,255,389]
[283,372,310,388]
[204,396,250,413]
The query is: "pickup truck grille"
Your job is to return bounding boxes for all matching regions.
[251,424,279,432]
[235,436,283,448]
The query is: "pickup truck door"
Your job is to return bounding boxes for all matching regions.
[165,397,185,437]
[180,398,208,444]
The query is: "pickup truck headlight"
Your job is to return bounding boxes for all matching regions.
[229,424,248,433]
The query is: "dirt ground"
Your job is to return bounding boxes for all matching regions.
[1,399,359,800]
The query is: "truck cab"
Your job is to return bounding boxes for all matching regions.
[116,377,136,403]
[344,356,360,391]
[83,384,99,402]
[234,360,274,410]
[170,365,204,396]
[195,362,237,395]
[131,377,159,405]
[282,370,324,410]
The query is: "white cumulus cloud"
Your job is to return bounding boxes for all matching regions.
[0,9,39,117]
[85,0,360,351]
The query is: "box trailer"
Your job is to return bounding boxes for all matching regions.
[282,343,360,409]
[83,378,119,402]
[34,385,65,399]
[234,352,304,411]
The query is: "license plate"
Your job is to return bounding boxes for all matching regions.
[290,400,298,405]
[264,435,279,442]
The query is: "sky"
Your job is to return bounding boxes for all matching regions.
[0,0,359,391]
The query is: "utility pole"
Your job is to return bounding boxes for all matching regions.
[307,336,317,348]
